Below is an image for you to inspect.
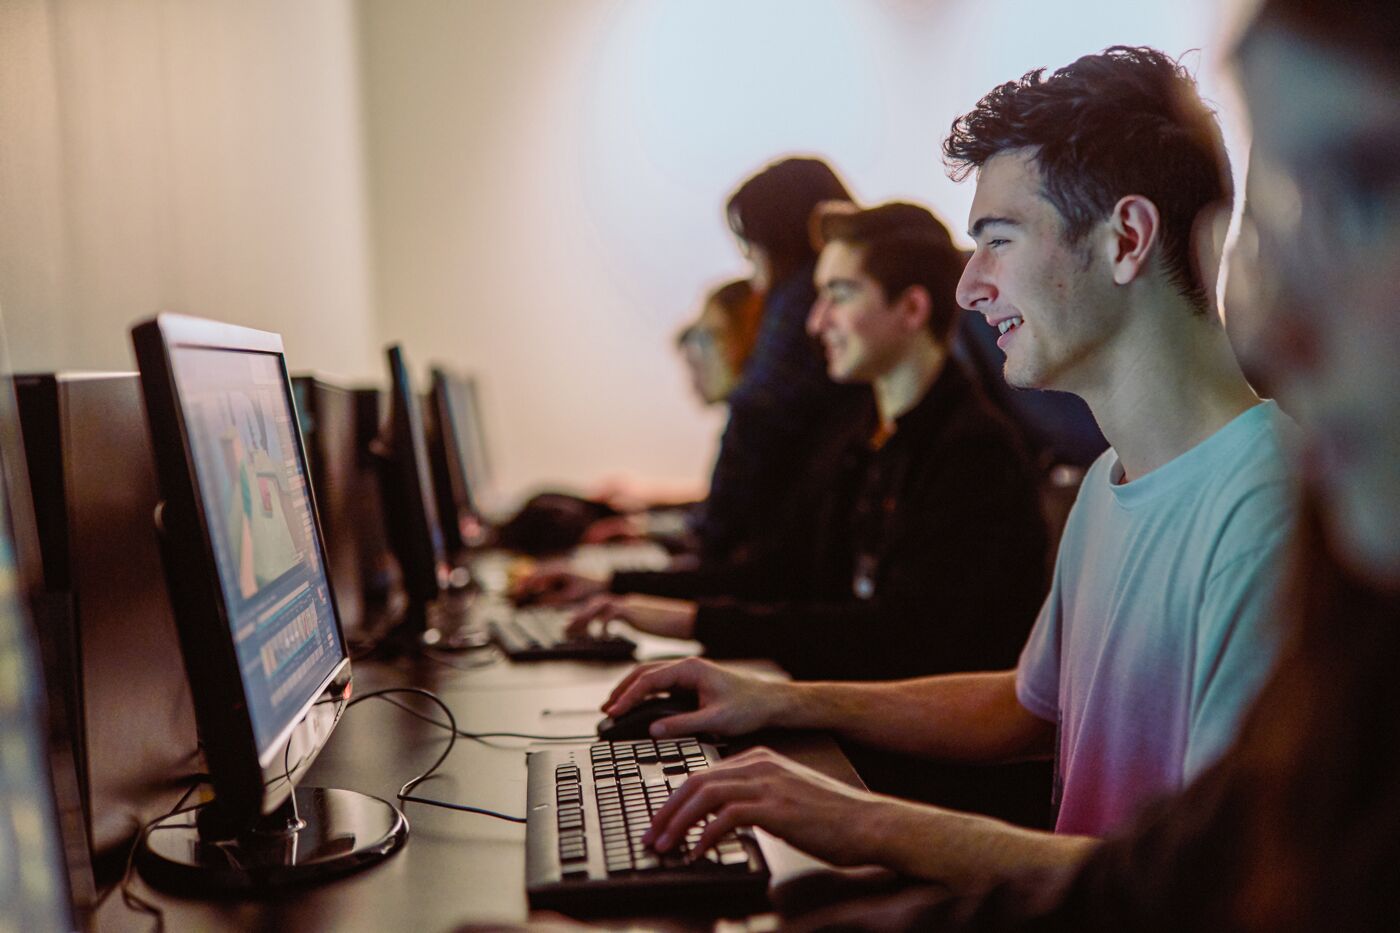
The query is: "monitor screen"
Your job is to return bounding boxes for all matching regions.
[449,375,496,518]
[169,346,343,757]
[0,485,77,931]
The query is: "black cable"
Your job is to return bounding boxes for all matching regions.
[121,686,531,929]
[371,693,593,742]
[348,687,528,823]
[119,779,211,932]
[399,794,526,823]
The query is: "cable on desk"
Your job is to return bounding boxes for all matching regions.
[371,692,594,742]
[119,778,210,932]
[348,687,528,823]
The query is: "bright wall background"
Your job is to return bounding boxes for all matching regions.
[358,0,1253,501]
[1,0,1254,504]
[0,0,380,381]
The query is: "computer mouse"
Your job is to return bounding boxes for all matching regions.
[596,689,701,742]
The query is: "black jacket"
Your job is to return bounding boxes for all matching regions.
[615,360,1048,682]
[691,262,863,563]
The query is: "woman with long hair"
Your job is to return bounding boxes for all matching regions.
[691,157,862,563]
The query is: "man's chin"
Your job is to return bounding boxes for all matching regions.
[1001,365,1039,391]
[826,365,855,384]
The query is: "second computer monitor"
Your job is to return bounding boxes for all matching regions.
[377,346,446,618]
[427,366,490,556]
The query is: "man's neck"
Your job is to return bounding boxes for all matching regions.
[1075,298,1260,483]
[874,340,946,429]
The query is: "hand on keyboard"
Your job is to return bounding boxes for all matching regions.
[643,745,886,869]
[566,594,697,641]
[510,562,607,607]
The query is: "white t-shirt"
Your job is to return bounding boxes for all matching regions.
[1017,400,1298,836]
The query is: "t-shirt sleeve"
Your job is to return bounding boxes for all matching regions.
[1016,561,1063,723]
[1182,485,1294,779]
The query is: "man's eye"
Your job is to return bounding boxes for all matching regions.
[988,238,1010,248]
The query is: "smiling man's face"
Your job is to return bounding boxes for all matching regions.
[957,150,1120,395]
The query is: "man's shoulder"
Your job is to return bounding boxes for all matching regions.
[1198,401,1299,513]
[1218,400,1298,473]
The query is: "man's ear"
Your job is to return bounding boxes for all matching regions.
[1108,195,1161,286]
[896,285,933,333]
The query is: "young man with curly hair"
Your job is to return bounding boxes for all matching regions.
[599,47,1298,889]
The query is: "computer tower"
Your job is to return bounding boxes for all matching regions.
[15,372,201,868]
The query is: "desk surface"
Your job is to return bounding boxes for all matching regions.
[95,645,865,932]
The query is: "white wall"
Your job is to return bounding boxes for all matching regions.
[0,0,380,381]
[1,0,1254,502]
[358,0,1253,503]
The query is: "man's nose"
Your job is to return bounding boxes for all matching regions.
[956,252,996,313]
[807,298,830,336]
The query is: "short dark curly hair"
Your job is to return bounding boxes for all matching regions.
[943,46,1231,313]
[816,202,965,343]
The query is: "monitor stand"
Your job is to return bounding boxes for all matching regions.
[136,787,407,894]
[362,593,491,658]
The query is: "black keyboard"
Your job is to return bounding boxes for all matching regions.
[487,607,636,661]
[525,739,769,915]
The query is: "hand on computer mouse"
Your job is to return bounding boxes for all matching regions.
[509,564,606,607]
[565,594,697,640]
[601,657,791,739]
[596,689,702,741]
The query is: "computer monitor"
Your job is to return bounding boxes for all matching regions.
[0,363,89,928]
[448,373,501,521]
[292,375,377,640]
[353,387,401,608]
[131,314,406,893]
[371,346,447,650]
[425,366,489,558]
[15,372,200,870]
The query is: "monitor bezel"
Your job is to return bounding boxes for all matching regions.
[380,345,445,606]
[132,313,351,824]
[427,366,476,554]
[0,368,88,925]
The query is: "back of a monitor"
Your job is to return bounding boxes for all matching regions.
[294,377,374,638]
[20,373,201,859]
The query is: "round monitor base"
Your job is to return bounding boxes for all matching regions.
[136,787,407,896]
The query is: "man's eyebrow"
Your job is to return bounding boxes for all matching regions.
[968,215,1020,239]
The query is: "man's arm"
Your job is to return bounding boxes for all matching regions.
[778,670,1055,763]
[604,659,1055,765]
[643,746,1096,890]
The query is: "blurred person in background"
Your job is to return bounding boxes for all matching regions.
[517,156,863,592]
[584,278,764,546]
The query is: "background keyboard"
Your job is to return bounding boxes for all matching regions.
[486,606,636,661]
